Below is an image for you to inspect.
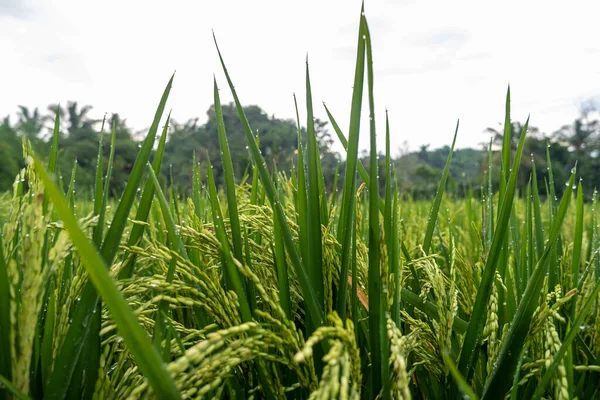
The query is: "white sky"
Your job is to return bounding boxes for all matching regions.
[1,0,599,155]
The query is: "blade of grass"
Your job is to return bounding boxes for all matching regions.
[0,374,30,400]
[333,6,366,322]
[46,76,173,399]
[422,121,458,253]
[323,104,385,214]
[455,117,530,389]
[304,60,325,329]
[205,157,251,321]
[120,112,171,278]
[273,197,291,320]
[482,167,576,398]
[93,121,116,247]
[214,33,325,328]
[364,15,389,398]
[146,164,189,261]
[214,78,244,264]
[92,137,104,244]
[531,278,600,400]
[0,230,10,398]
[443,352,479,400]
[33,155,181,400]
[101,74,173,263]
[292,93,309,270]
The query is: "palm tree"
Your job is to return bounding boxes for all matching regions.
[48,101,98,137]
[553,117,598,158]
[16,106,45,140]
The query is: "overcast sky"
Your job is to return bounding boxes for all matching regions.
[1,0,599,155]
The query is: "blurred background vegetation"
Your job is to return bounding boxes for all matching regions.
[1,99,598,199]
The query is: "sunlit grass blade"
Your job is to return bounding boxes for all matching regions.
[482,167,576,398]
[363,15,389,398]
[32,155,181,400]
[455,117,529,388]
[422,121,458,253]
[334,6,365,323]
[214,33,325,328]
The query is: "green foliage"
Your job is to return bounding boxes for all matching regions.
[1,6,600,400]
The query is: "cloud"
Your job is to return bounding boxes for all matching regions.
[405,27,470,49]
[0,0,31,18]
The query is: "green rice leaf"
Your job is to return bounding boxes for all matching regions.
[214,33,325,328]
[363,15,389,397]
[334,6,366,322]
[120,112,171,278]
[304,60,325,328]
[0,230,10,395]
[455,117,530,388]
[33,155,181,400]
[482,167,576,398]
[443,352,479,400]
[422,121,458,253]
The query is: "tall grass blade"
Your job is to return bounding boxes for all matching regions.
[33,156,181,399]
[455,118,529,387]
[482,167,576,398]
[46,76,173,399]
[214,33,325,327]
[443,352,479,400]
[214,78,244,264]
[334,6,366,322]
[101,74,173,263]
[120,112,171,278]
[0,232,10,398]
[206,157,251,321]
[304,60,325,326]
[363,14,389,397]
[323,104,385,213]
[531,278,600,400]
[422,121,459,253]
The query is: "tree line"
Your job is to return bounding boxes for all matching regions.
[1,100,598,199]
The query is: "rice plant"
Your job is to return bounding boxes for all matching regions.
[1,5,599,400]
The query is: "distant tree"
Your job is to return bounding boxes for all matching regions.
[0,116,22,191]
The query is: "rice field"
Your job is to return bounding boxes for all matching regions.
[1,7,599,400]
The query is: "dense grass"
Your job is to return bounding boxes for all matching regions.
[1,7,600,400]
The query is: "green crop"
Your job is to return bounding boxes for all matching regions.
[0,5,599,400]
